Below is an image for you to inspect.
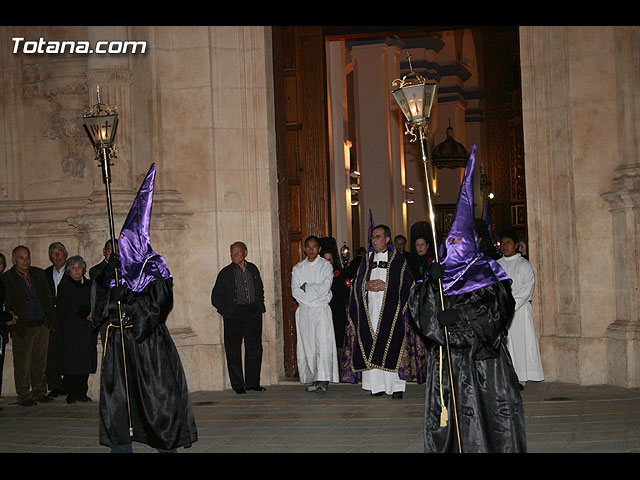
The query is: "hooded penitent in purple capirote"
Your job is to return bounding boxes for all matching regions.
[438,144,510,296]
[112,163,172,292]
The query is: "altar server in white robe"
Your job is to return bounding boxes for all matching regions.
[291,235,339,393]
[498,229,544,388]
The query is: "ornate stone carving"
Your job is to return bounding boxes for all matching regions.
[44,108,88,178]
[21,55,89,179]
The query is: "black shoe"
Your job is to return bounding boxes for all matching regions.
[233,387,246,394]
[392,392,403,399]
[371,392,384,397]
[66,397,78,404]
[246,386,266,391]
[47,389,63,398]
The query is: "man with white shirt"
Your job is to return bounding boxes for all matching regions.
[342,224,425,398]
[44,241,67,398]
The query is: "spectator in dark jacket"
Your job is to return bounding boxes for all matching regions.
[211,241,266,394]
[56,255,97,404]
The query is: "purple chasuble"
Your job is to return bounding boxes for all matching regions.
[341,245,425,384]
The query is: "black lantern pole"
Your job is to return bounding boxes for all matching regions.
[83,86,133,438]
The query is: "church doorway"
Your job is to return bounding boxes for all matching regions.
[272,26,526,379]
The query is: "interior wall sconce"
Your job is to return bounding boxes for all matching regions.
[403,185,415,204]
[349,169,360,205]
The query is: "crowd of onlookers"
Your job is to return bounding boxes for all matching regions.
[0,240,113,407]
[0,223,541,410]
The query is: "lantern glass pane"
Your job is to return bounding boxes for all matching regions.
[392,83,437,123]
[83,114,118,147]
[423,83,437,118]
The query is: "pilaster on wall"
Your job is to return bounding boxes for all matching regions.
[603,164,640,388]
[519,26,582,384]
[602,26,640,388]
[521,26,640,387]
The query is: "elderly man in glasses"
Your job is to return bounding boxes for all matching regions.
[342,224,425,399]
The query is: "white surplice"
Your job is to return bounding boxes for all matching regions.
[291,256,339,384]
[498,253,544,382]
[361,250,406,395]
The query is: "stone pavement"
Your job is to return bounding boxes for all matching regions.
[1,381,639,453]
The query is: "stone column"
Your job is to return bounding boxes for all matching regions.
[519,26,583,383]
[349,39,406,241]
[326,40,352,250]
[602,26,640,388]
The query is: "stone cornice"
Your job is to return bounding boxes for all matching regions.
[0,188,190,233]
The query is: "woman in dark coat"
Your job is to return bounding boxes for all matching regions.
[321,250,349,352]
[319,237,350,352]
[56,255,97,404]
[406,235,435,284]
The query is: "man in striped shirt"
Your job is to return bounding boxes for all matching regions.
[211,241,266,394]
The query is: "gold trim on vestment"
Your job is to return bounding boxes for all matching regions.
[354,249,409,373]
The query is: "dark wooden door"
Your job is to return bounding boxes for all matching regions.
[272,26,330,378]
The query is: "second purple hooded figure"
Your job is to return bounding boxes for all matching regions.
[411,144,526,453]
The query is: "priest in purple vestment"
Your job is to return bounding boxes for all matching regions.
[341,223,425,398]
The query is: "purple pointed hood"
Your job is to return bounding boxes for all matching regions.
[439,144,510,295]
[114,163,172,292]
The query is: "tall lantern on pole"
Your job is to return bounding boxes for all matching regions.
[391,54,462,452]
[82,86,133,438]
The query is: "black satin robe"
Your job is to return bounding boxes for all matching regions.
[92,275,197,450]
[411,278,526,453]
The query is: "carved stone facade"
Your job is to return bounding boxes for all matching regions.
[0,26,281,397]
[520,26,640,387]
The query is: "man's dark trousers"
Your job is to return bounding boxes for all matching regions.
[224,303,262,390]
